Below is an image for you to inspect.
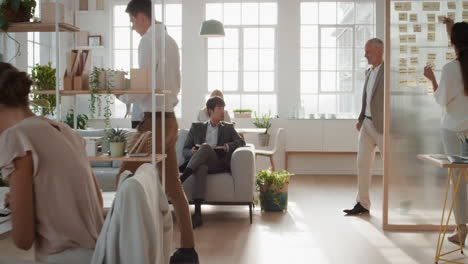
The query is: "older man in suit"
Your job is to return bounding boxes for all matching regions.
[180,96,245,227]
[343,38,384,215]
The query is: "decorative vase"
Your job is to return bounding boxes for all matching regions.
[109,142,125,157]
[258,133,270,147]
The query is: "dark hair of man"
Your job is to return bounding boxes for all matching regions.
[451,22,468,96]
[126,0,152,19]
[206,96,225,117]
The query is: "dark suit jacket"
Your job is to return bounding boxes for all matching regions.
[182,121,246,169]
[358,62,384,134]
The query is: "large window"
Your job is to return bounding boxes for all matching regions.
[112,3,182,117]
[300,1,375,118]
[206,2,277,116]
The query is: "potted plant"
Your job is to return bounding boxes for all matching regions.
[256,168,292,211]
[30,62,56,116]
[0,0,36,30]
[253,111,273,147]
[63,109,89,130]
[106,128,127,157]
[233,109,252,118]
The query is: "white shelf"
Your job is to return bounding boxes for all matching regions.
[76,46,105,49]
[76,10,105,15]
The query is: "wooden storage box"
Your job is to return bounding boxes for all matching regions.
[41,2,64,24]
[130,68,152,90]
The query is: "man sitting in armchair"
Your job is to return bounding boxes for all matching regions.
[180,96,245,228]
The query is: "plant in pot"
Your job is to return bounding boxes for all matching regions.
[256,168,292,212]
[63,109,89,130]
[233,109,252,118]
[0,0,36,30]
[106,128,127,157]
[30,62,56,116]
[253,111,273,147]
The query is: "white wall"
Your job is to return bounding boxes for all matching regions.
[71,0,385,175]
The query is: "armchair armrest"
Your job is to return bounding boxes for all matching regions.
[230,146,256,202]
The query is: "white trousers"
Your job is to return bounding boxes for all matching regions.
[441,128,468,225]
[356,118,383,210]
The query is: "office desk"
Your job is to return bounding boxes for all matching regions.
[418,154,468,264]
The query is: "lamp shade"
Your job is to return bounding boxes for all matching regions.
[199,19,225,37]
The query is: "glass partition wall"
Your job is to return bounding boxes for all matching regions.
[384,0,464,230]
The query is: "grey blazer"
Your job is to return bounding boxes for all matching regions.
[182,121,246,169]
[358,62,384,134]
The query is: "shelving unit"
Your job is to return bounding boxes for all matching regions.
[32,89,171,95]
[89,154,167,162]
[3,22,79,32]
[76,45,105,49]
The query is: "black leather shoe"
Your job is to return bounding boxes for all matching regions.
[192,213,203,229]
[343,202,369,215]
[169,248,199,263]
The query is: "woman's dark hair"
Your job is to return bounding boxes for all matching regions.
[126,0,152,19]
[451,22,468,96]
[0,62,32,107]
[206,96,225,117]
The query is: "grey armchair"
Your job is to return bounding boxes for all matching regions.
[176,129,256,223]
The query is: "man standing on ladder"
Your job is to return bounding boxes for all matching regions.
[117,0,198,262]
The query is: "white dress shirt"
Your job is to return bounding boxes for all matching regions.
[365,63,382,117]
[118,24,181,112]
[434,60,468,131]
[205,122,219,148]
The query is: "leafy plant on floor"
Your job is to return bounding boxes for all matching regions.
[255,168,292,209]
[63,109,89,130]
[30,62,56,116]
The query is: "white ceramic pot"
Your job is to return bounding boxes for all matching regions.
[110,142,125,157]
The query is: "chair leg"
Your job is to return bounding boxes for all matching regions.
[270,156,276,171]
[249,203,253,224]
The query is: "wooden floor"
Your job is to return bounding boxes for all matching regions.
[1,175,467,263]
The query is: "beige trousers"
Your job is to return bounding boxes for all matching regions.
[119,114,195,248]
[356,118,383,210]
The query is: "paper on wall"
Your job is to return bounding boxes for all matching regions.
[409,14,418,22]
[446,52,455,60]
[413,24,422,32]
[427,14,436,22]
[410,46,419,54]
[428,24,436,32]
[463,1,468,9]
[410,57,419,65]
[448,2,456,9]
[400,35,408,43]
[400,45,407,53]
[395,2,412,11]
[408,34,416,43]
[399,13,408,21]
[399,24,408,32]
[400,58,407,67]
[423,2,440,11]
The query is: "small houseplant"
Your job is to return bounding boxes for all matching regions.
[106,128,127,157]
[30,62,56,116]
[256,168,292,211]
[253,111,273,147]
[63,109,89,130]
[233,109,252,118]
[0,0,36,30]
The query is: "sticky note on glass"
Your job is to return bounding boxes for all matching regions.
[438,15,446,23]
[427,14,436,22]
[408,35,416,43]
[410,14,418,22]
[427,32,436,41]
[448,2,456,9]
[446,52,455,60]
[400,45,407,53]
[395,2,412,11]
[399,67,408,74]
[413,24,422,32]
[399,58,407,67]
[399,24,408,32]
[410,57,419,65]
[399,13,408,21]
[423,2,440,11]
[419,77,428,84]
[463,11,468,20]
[399,79,408,86]
[428,24,436,32]
[400,35,408,43]
[463,1,468,9]
[448,12,456,20]
[408,67,417,74]
[408,79,417,87]
[427,53,437,61]
[410,46,419,54]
